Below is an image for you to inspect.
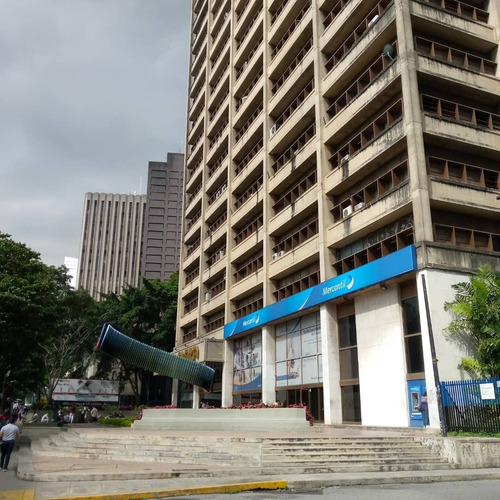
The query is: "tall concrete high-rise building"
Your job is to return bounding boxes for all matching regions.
[174,0,500,424]
[77,193,146,299]
[141,153,185,281]
[63,256,79,289]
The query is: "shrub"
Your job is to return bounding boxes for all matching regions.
[97,417,134,427]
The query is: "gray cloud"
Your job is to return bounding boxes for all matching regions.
[0,0,190,266]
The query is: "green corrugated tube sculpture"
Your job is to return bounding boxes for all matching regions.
[96,324,214,391]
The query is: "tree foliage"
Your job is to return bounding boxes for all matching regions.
[444,265,500,378]
[0,233,71,403]
[93,273,179,404]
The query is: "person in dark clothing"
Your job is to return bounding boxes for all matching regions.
[420,392,429,427]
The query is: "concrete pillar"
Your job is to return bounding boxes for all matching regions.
[221,339,234,407]
[171,379,179,406]
[320,302,342,424]
[394,0,434,242]
[261,325,276,404]
[192,386,201,409]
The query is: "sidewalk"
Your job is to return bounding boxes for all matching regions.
[1,424,500,500]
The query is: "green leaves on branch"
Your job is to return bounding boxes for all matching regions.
[444,265,500,378]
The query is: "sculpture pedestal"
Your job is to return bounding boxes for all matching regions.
[132,407,311,431]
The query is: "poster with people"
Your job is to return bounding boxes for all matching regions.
[233,333,262,391]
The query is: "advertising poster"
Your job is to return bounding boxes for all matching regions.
[301,325,318,357]
[302,355,319,384]
[276,334,286,362]
[233,334,262,391]
[287,358,301,386]
[287,330,301,360]
[51,379,119,403]
[276,361,288,387]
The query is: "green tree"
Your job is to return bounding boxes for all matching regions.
[444,265,500,378]
[0,233,70,406]
[94,273,178,404]
[40,288,101,401]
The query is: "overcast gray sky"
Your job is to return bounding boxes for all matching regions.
[0,0,191,267]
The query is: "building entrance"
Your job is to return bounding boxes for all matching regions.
[277,387,324,422]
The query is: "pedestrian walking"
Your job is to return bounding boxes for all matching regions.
[420,391,429,427]
[0,415,21,471]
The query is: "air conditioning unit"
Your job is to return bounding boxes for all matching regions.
[342,206,353,218]
[205,291,212,301]
[241,95,248,103]
[272,252,279,261]
[340,154,350,165]
[368,14,379,28]
[216,190,221,199]
[219,249,225,258]
[279,250,285,257]
[224,12,229,20]
[354,202,365,211]
[270,124,277,138]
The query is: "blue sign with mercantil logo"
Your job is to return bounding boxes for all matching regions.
[224,245,417,339]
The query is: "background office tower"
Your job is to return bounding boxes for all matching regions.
[141,153,185,281]
[77,192,146,300]
[63,256,79,289]
[174,0,500,423]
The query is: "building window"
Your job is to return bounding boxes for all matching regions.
[338,301,361,423]
[400,281,424,376]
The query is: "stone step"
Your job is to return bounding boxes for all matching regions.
[262,450,443,460]
[262,456,450,465]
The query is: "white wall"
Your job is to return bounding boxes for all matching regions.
[356,286,409,427]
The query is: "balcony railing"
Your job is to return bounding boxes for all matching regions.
[235,102,263,142]
[331,160,408,222]
[274,262,320,301]
[209,119,229,150]
[187,238,201,257]
[272,79,314,133]
[207,246,226,267]
[421,94,500,131]
[187,181,202,204]
[427,156,499,190]
[322,0,352,29]
[184,296,199,314]
[273,215,318,254]
[434,224,500,252]
[235,138,263,175]
[415,36,496,75]
[418,0,488,23]
[326,42,396,119]
[271,2,312,59]
[271,0,291,25]
[333,225,414,275]
[234,251,263,282]
[325,0,392,73]
[208,149,228,177]
[182,324,197,343]
[234,176,263,210]
[185,267,200,285]
[236,3,262,49]
[234,213,263,245]
[235,37,263,81]
[329,99,403,168]
[234,290,263,319]
[273,169,317,214]
[271,37,313,95]
[207,211,228,236]
[187,210,201,230]
[271,123,316,174]
[208,183,227,206]
[205,310,225,333]
[235,68,263,110]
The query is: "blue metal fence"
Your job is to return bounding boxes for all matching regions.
[441,378,500,433]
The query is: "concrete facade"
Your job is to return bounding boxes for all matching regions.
[77,192,146,299]
[141,153,185,281]
[174,0,500,427]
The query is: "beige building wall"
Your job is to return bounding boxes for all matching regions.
[77,193,146,299]
[174,0,500,423]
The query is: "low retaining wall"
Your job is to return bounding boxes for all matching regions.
[132,407,311,431]
[418,437,500,468]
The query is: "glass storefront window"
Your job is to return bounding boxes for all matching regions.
[402,295,424,374]
[233,332,262,392]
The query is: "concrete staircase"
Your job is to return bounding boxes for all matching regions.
[30,428,457,478]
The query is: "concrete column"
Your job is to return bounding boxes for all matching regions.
[320,302,342,424]
[192,386,201,409]
[171,379,179,406]
[394,0,433,242]
[261,325,276,404]
[221,339,234,407]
